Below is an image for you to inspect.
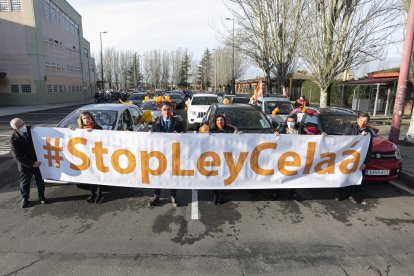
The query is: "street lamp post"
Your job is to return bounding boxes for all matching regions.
[225,18,235,94]
[99,31,107,91]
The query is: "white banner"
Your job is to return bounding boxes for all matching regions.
[31,127,370,189]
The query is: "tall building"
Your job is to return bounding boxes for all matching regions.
[0,0,96,105]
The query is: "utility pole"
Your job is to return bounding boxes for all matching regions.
[389,0,414,143]
[99,31,107,91]
[225,17,235,94]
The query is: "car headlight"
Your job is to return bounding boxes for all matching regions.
[395,148,402,160]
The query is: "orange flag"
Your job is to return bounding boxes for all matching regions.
[251,79,263,103]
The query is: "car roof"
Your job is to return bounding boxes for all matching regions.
[260,96,291,102]
[214,103,257,110]
[77,103,136,111]
[193,93,218,97]
[293,106,358,116]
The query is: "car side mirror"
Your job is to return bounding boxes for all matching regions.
[128,126,134,131]
[272,121,279,129]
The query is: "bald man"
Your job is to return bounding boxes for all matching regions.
[10,118,47,208]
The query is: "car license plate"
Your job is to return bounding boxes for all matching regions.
[365,169,390,176]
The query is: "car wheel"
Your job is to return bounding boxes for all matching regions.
[187,122,192,131]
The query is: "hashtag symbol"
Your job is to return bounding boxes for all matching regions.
[43,137,64,168]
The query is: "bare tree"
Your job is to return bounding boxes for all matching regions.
[300,0,400,108]
[161,50,170,89]
[103,48,115,89]
[119,50,133,91]
[224,0,303,94]
[170,48,184,90]
[145,50,162,90]
[213,46,247,91]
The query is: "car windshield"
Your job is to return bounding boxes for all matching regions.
[128,94,146,100]
[169,94,182,99]
[219,109,272,130]
[319,115,355,135]
[141,101,162,110]
[264,101,293,115]
[232,97,250,104]
[192,96,218,105]
[58,110,117,130]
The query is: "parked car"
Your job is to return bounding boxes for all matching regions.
[57,103,144,131]
[127,92,147,107]
[290,107,403,181]
[167,93,185,109]
[141,99,163,122]
[219,95,250,104]
[203,103,276,133]
[256,96,294,124]
[187,94,219,130]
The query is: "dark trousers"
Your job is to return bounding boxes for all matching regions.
[154,189,177,198]
[19,167,45,200]
[90,185,103,196]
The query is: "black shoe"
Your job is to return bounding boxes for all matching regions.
[39,197,47,204]
[218,193,224,204]
[95,194,104,204]
[212,194,218,205]
[86,194,96,203]
[148,196,160,206]
[20,198,29,208]
[171,196,179,207]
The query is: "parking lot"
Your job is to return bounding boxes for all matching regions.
[1,103,414,275]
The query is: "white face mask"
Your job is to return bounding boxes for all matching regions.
[287,122,296,129]
[18,124,27,134]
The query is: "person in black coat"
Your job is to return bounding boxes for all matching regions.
[148,102,184,207]
[10,118,47,208]
[336,112,373,204]
[75,111,104,204]
[207,114,237,204]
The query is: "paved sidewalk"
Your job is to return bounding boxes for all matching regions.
[0,99,94,117]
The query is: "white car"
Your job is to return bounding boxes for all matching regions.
[187,94,219,130]
[256,96,294,125]
[57,103,144,131]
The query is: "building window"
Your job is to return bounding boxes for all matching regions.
[10,0,21,12]
[0,0,9,12]
[53,84,58,93]
[11,84,19,93]
[58,85,63,93]
[21,84,32,93]
[47,85,53,93]
[76,85,80,92]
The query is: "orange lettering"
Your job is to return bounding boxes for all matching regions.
[278,152,301,176]
[197,151,221,176]
[140,151,167,184]
[111,149,136,174]
[314,153,336,174]
[67,137,89,171]
[339,150,360,174]
[303,142,316,174]
[172,142,194,176]
[250,143,277,176]
[223,152,248,185]
[92,142,109,173]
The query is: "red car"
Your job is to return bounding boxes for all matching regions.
[289,107,403,182]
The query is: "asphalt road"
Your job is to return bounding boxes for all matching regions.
[0,103,414,275]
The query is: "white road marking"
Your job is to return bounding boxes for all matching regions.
[389,180,414,195]
[191,189,199,220]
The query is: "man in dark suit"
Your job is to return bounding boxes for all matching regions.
[10,118,47,208]
[148,102,184,207]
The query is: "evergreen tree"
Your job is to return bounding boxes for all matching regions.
[178,53,191,88]
[197,48,213,90]
[127,53,142,89]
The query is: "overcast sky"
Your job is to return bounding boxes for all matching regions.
[67,0,403,79]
